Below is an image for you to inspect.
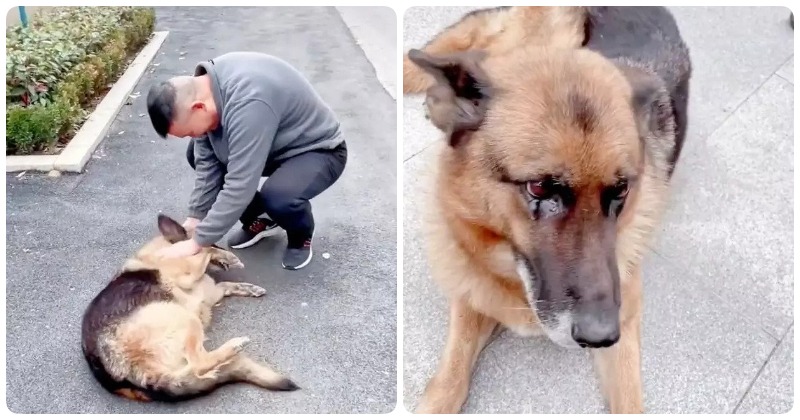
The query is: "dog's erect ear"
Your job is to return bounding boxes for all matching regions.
[157,214,188,244]
[407,49,489,99]
[407,49,492,147]
[617,64,667,139]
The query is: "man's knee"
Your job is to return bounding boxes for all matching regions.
[262,188,306,217]
[186,142,196,170]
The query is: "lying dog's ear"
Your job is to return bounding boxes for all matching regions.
[617,64,668,139]
[407,49,492,147]
[157,214,188,244]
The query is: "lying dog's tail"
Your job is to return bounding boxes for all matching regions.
[402,6,587,94]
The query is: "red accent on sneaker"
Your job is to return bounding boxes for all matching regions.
[248,220,266,233]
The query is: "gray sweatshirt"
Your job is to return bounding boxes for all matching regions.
[187,52,344,246]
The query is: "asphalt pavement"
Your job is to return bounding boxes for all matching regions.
[402,6,794,414]
[6,6,397,414]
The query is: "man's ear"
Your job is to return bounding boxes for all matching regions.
[407,49,492,147]
[616,64,668,139]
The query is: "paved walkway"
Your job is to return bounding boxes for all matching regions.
[402,6,794,414]
[6,6,396,414]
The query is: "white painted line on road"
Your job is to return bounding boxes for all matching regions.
[335,6,397,100]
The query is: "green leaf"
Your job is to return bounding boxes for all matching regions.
[8,87,26,96]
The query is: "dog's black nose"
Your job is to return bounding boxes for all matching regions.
[571,310,620,348]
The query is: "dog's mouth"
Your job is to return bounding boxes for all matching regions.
[513,254,583,349]
[514,253,622,349]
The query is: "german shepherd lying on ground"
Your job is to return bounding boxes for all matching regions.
[403,6,691,414]
[81,214,299,402]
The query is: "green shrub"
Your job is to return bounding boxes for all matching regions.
[5,6,155,155]
[7,103,62,154]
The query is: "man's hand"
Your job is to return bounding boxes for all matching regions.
[155,238,202,259]
[183,217,201,231]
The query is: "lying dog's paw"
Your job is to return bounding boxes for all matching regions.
[230,336,251,353]
[220,282,266,297]
[211,258,244,271]
[239,283,266,297]
[222,254,245,270]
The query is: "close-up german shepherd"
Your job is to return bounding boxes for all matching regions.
[80,214,299,402]
[403,6,691,414]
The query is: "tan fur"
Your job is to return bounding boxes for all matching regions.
[412,44,674,414]
[114,388,152,402]
[403,6,586,94]
[92,220,297,400]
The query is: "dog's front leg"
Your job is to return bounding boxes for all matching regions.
[208,247,245,270]
[415,297,498,414]
[591,270,644,414]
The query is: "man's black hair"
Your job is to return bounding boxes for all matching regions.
[146,81,177,138]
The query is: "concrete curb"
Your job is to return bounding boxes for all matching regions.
[6,30,170,174]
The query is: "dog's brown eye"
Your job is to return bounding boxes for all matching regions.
[526,180,550,198]
[524,177,570,220]
[613,179,629,199]
[603,178,630,218]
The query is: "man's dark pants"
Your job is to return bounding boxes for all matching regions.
[186,141,348,247]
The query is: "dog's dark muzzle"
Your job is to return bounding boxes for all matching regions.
[571,303,620,348]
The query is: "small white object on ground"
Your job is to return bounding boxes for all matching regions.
[47,170,61,178]
[322,252,331,259]
[301,302,308,307]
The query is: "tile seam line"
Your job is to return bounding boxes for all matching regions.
[650,249,789,341]
[775,73,793,84]
[731,321,794,413]
[645,56,794,341]
[403,141,436,163]
[700,54,794,144]
[697,53,793,339]
[774,51,793,84]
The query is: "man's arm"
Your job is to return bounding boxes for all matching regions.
[193,100,278,247]
[187,135,225,220]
